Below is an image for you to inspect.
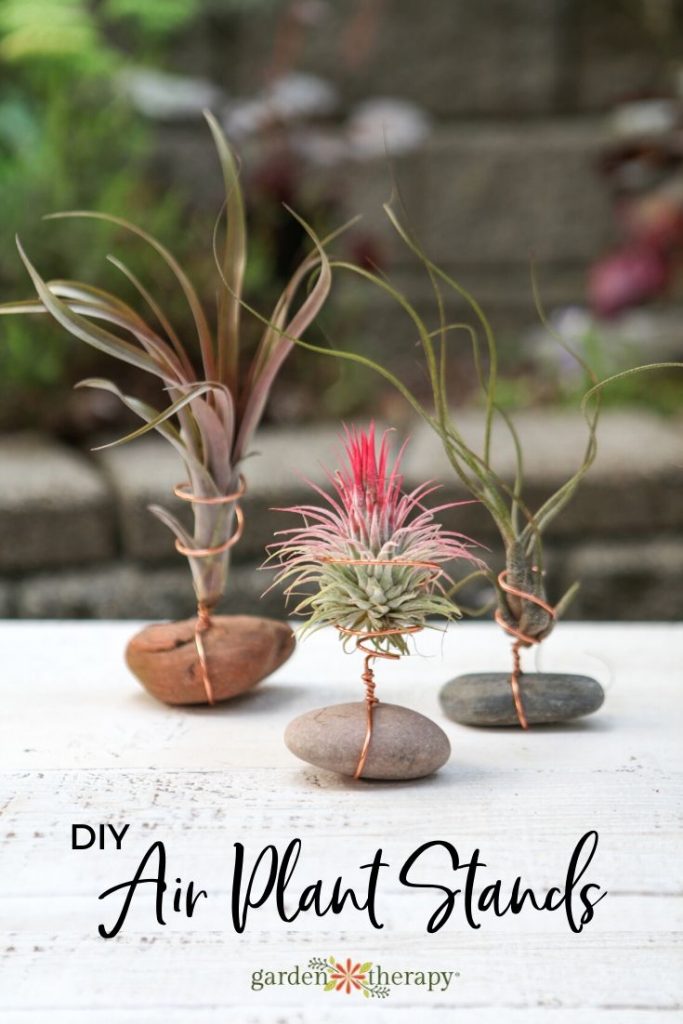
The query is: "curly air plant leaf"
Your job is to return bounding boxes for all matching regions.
[282,199,603,646]
[267,423,483,655]
[0,112,332,613]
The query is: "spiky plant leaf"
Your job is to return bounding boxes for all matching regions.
[268,424,483,653]
[1,114,333,610]
[280,204,605,643]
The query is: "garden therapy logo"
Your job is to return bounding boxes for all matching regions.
[310,956,389,998]
[250,956,458,998]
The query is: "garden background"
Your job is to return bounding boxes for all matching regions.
[0,0,681,622]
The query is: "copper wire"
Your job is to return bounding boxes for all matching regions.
[173,476,246,505]
[328,554,441,779]
[172,475,247,705]
[336,624,423,779]
[194,600,214,705]
[494,568,556,730]
[173,505,244,558]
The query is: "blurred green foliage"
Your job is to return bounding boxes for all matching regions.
[0,0,198,419]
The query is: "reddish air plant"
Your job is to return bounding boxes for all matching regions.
[268,424,483,653]
[0,113,332,617]
[335,423,408,545]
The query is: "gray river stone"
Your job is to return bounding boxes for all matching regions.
[440,673,605,726]
[285,702,451,780]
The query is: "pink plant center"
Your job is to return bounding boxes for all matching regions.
[269,423,483,653]
[336,424,403,545]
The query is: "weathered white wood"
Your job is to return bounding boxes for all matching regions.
[0,622,681,1020]
[0,1014,678,1024]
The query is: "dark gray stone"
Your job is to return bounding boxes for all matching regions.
[440,672,604,726]
[285,701,451,780]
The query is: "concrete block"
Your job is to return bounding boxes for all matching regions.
[97,425,374,564]
[560,538,683,621]
[16,561,288,621]
[0,433,115,571]
[239,423,351,559]
[0,578,14,616]
[96,439,190,561]
[423,121,612,265]
[401,408,683,541]
[210,0,565,117]
[572,1,669,112]
[340,120,612,269]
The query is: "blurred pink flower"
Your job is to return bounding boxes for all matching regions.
[588,243,670,318]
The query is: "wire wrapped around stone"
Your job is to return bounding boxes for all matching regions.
[171,475,246,705]
[494,568,557,730]
[325,555,442,780]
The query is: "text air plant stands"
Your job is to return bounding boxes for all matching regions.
[270,425,482,780]
[0,113,332,706]
[295,204,606,728]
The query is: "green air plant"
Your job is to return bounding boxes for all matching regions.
[280,200,607,728]
[268,422,482,653]
[270,423,473,782]
[0,111,332,706]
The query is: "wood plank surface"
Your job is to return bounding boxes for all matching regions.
[1,622,681,1021]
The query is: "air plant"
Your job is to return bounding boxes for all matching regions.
[273,423,474,781]
[285,199,604,671]
[0,111,333,704]
[268,422,482,654]
[0,111,330,615]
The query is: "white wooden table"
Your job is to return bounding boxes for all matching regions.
[1,621,681,1022]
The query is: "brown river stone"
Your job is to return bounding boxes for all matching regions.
[126,614,295,705]
[285,701,451,780]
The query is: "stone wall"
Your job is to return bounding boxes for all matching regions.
[194,0,670,117]
[150,0,683,354]
[2,5,681,624]
[1,409,681,622]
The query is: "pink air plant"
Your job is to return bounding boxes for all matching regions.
[0,112,333,616]
[268,424,484,654]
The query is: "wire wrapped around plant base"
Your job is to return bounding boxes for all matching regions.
[282,201,609,728]
[271,424,481,781]
[1,112,335,705]
[326,552,441,777]
[336,621,423,779]
[494,569,557,729]
[172,475,247,705]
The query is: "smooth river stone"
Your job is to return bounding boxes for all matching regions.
[126,615,295,705]
[285,702,451,780]
[440,673,605,726]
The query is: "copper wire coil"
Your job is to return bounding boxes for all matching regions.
[194,601,214,705]
[336,623,424,780]
[170,476,247,705]
[172,476,246,558]
[173,475,246,505]
[494,568,557,730]
[329,553,440,780]
[174,505,244,558]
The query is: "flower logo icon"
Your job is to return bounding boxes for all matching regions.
[329,958,370,994]
[308,956,390,999]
